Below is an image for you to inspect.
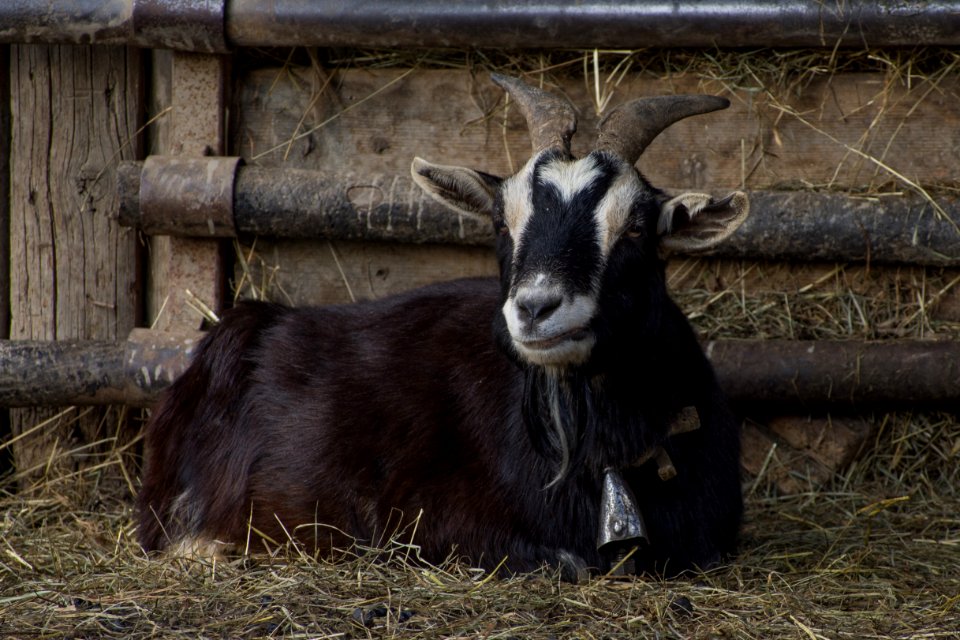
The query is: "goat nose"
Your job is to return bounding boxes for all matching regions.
[516,291,563,325]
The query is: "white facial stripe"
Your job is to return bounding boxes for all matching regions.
[595,171,644,255]
[502,161,536,243]
[537,155,602,203]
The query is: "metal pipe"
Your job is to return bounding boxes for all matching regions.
[227,0,960,49]
[0,0,228,53]
[5,1,960,50]
[117,158,960,267]
[1,333,958,408]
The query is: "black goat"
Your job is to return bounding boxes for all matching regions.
[138,74,748,578]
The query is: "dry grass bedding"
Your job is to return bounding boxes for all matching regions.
[0,408,956,639]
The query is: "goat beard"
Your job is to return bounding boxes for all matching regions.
[522,367,591,488]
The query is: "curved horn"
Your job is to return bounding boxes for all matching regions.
[491,73,577,156]
[596,95,730,166]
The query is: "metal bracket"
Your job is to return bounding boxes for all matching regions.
[132,0,229,53]
[138,155,241,237]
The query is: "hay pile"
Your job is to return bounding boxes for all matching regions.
[2,48,959,638]
[0,409,956,638]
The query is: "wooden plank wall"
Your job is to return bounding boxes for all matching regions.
[7,45,142,483]
[231,67,960,313]
[237,69,960,188]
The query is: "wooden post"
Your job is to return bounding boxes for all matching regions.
[147,51,227,331]
[0,45,10,475]
[8,44,142,483]
[0,45,10,342]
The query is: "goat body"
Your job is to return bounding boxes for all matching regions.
[139,277,739,574]
[139,75,746,576]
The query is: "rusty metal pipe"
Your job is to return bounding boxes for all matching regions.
[117,159,960,267]
[5,1,960,50]
[2,334,959,409]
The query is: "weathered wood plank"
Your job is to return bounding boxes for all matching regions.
[236,239,496,305]
[234,67,960,191]
[0,46,9,343]
[8,44,141,482]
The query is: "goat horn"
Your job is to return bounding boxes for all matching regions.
[491,73,578,157]
[596,95,730,166]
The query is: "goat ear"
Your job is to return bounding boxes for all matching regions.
[658,191,749,252]
[411,157,502,219]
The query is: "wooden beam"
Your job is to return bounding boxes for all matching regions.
[8,44,142,482]
[118,162,960,267]
[0,330,200,408]
[707,339,960,410]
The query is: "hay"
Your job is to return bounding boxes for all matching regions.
[669,260,960,341]
[0,409,956,638]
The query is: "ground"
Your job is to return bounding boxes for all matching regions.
[0,412,956,639]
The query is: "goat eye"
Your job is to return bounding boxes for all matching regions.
[625,222,644,239]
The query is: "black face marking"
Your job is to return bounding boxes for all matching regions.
[512,154,620,294]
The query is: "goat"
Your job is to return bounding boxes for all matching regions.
[138,74,749,578]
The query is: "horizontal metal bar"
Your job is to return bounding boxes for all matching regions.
[1,332,958,409]
[0,0,228,52]
[117,159,960,267]
[5,1,960,50]
[227,0,960,49]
